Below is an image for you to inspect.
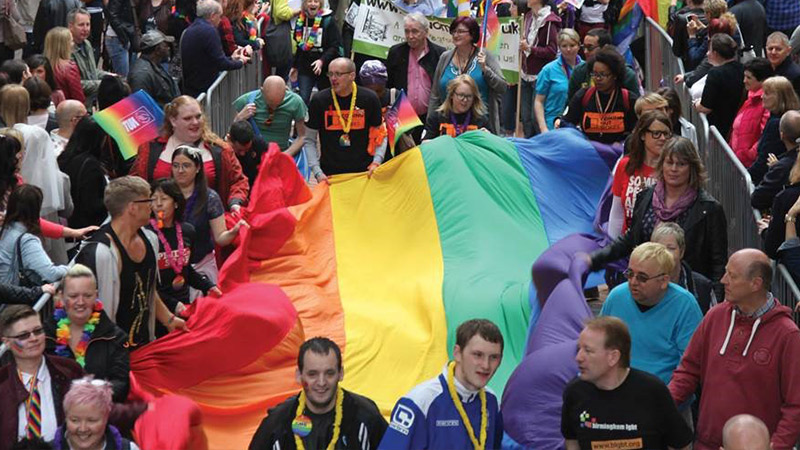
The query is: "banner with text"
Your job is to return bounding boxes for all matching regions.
[352,0,521,84]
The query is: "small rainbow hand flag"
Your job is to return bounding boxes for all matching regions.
[385,90,423,156]
[481,0,501,53]
[93,90,164,160]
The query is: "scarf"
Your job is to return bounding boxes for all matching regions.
[651,180,697,223]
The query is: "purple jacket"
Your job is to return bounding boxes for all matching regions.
[522,8,562,77]
[0,355,83,450]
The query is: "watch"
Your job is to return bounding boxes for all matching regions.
[785,214,797,223]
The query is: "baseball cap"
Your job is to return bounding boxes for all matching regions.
[140,30,175,50]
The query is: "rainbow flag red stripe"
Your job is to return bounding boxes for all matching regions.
[93,90,164,160]
[386,90,423,155]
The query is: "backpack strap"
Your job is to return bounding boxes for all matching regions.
[246,90,263,138]
[581,86,597,108]
[621,88,630,111]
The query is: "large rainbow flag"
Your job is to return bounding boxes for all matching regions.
[130,129,613,449]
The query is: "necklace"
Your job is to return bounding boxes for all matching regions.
[331,82,357,147]
[447,361,487,450]
[294,11,323,51]
[243,11,258,43]
[292,386,344,450]
[450,111,472,136]
[149,218,187,289]
[54,300,103,367]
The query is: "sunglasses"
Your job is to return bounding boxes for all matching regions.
[5,327,45,341]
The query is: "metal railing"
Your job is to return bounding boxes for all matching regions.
[642,17,800,320]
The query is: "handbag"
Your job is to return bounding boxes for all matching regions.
[15,234,42,288]
[1,15,26,51]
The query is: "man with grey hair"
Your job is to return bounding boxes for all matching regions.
[751,110,800,210]
[49,100,87,156]
[68,7,110,105]
[766,32,800,97]
[181,0,250,97]
[386,12,445,143]
[721,415,772,450]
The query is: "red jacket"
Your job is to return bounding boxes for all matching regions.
[669,300,800,450]
[53,60,86,103]
[218,16,237,56]
[131,137,250,209]
[730,88,769,168]
[0,356,83,450]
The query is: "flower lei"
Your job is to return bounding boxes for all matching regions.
[294,11,323,51]
[242,11,258,43]
[54,300,103,368]
[294,386,343,450]
[446,361,487,450]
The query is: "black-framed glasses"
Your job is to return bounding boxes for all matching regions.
[132,198,155,204]
[582,44,598,51]
[623,269,666,284]
[454,92,474,101]
[647,129,673,139]
[327,71,354,78]
[5,327,45,341]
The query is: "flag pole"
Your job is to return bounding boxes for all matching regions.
[480,0,490,48]
[514,58,524,137]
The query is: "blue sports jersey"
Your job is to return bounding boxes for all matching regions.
[378,365,503,450]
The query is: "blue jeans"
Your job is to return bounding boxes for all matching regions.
[297,72,329,105]
[105,35,131,77]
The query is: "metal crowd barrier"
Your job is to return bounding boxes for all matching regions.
[642,17,800,321]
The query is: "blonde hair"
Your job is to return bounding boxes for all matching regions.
[634,93,669,116]
[44,27,73,67]
[62,264,97,292]
[558,28,580,46]
[704,0,728,20]
[630,242,675,275]
[437,74,486,117]
[0,85,30,127]
[0,127,24,148]
[104,175,152,218]
[163,95,226,148]
[763,76,800,114]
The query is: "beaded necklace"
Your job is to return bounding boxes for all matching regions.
[150,217,187,289]
[242,11,258,43]
[54,300,103,367]
[292,386,344,450]
[294,11,323,51]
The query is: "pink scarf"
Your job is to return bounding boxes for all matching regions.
[652,180,697,223]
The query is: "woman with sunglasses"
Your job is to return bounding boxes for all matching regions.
[428,16,507,134]
[44,264,130,402]
[590,137,727,297]
[171,146,247,295]
[560,45,638,144]
[52,377,140,450]
[608,110,673,239]
[423,75,489,140]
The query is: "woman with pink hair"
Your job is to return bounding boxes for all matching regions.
[52,378,140,450]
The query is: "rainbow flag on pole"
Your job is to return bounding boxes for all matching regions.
[480,0,501,52]
[386,90,423,156]
[93,90,164,160]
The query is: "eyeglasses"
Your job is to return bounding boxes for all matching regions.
[451,29,470,35]
[171,162,195,172]
[664,159,689,169]
[327,71,353,78]
[582,44,598,51]
[5,327,45,341]
[647,129,673,139]
[132,198,155,204]
[454,92,474,101]
[590,72,612,80]
[623,269,666,284]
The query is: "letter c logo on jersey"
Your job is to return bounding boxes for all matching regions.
[389,405,415,435]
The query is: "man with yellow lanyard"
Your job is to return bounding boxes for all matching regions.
[248,337,387,450]
[304,57,387,183]
[379,319,504,450]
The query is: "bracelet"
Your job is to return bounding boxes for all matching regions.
[168,314,176,325]
[786,214,797,223]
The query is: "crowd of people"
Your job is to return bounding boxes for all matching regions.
[0,0,799,447]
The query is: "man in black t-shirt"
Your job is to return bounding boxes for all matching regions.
[248,337,388,450]
[562,317,693,450]
[304,57,386,183]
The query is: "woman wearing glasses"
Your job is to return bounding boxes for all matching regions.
[131,96,250,215]
[290,0,341,105]
[44,264,130,402]
[52,377,140,450]
[590,137,727,297]
[171,146,247,296]
[428,17,507,134]
[560,45,638,144]
[608,110,673,239]
[423,75,489,140]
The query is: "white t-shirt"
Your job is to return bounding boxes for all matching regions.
[580,3,607,23]
[17,359,58,442]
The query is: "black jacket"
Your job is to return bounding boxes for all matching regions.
[106,0,139,47]
[679,260,715,315]
[774,57,800,100]
[0,283,44,305]
[749,114,783,185]
[751,146,797,211]
[591,186,728,290]
[128,57,181,108]
[763,182,800,258]
[386,40,446,96]
[44,309,131,402]
[32,0,81,53]
[730,0,766,57]
[58,152,108,230]
[248,389,388,450]
[293,13,342,76]
[669,6,706,70]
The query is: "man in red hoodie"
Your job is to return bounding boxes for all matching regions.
[669,248,800,450]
